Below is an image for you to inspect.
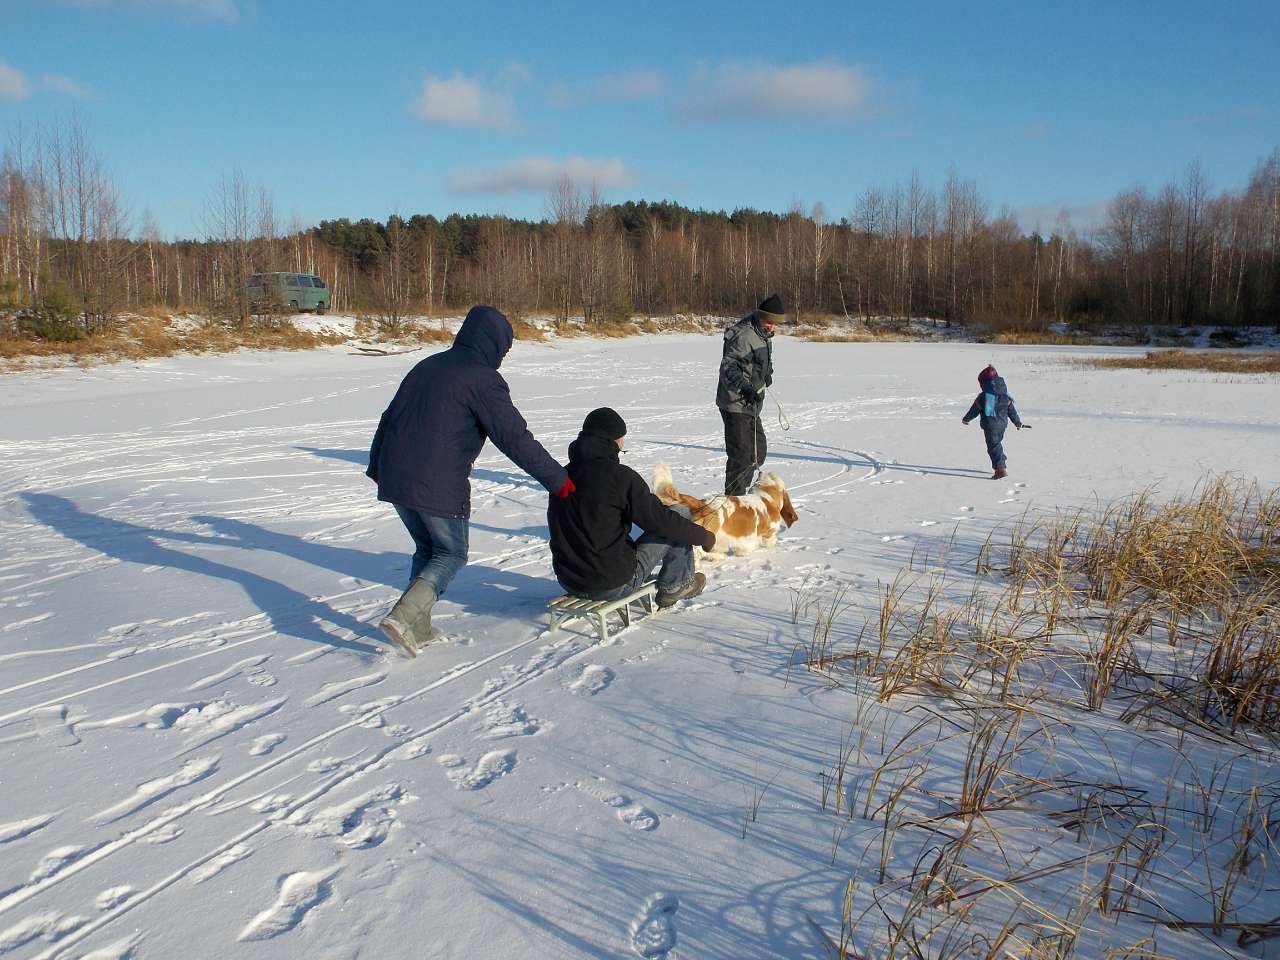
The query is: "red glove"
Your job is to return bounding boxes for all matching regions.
[553,476,576,499]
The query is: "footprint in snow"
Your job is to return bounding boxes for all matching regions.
[477,700,541,739]
[880,535,906,543]
[458,751,517,790]
[577,781,660,832]
[190,844,252,885]
[568,665,614,696]
[95,886,135,910]
[919,520,938,527]
[237,868,338,942]
[0,911,88,953]
[290,783,406,849]
[631,892,679,957]
[250,734,286,756]
[0,814,55,845]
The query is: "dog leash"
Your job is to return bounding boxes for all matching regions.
[770,390,791,432]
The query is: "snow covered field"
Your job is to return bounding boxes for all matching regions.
[1,335,1278,959]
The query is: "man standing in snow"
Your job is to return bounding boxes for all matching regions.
[961,364,1030,480]
[548,407,714,608]
[716,295,782,495]
[367,305,574,657]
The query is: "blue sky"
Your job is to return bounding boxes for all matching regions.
[3,0,1278,238]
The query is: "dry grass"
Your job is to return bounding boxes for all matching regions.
[0,313,345,369]
[795,322,926,343]
[509,318,547,341]
[994,330,1107,345]
[1077,349,1280,374]
[801,477,1280,958]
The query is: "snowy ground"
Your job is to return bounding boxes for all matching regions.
[1,336,1277,959]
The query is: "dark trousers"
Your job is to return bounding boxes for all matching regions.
[721,409,767,496]
[983,425,1007,469]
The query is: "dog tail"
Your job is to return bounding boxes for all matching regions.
[651,462,679,504]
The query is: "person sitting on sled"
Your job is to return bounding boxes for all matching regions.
[547,407,715,608]
[961,365,1030,480]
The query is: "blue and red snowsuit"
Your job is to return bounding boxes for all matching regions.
[962,366,1023,470]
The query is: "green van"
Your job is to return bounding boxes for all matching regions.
[248,272,330,314]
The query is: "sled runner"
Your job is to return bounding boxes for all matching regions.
[548,581,658,643]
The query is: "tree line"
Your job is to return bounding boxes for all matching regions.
[2,118,1277,338]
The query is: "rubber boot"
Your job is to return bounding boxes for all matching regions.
[380,580,437,658]
[992,467,1008,480]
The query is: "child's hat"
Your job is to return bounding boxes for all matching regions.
[978,365,999,382]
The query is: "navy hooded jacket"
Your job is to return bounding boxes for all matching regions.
[366,305,568,518]
[963,376,1023,432]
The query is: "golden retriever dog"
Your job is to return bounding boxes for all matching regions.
[651,462,798,555]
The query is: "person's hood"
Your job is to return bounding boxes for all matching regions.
[984,376,1009,397]
[567,431,621,465]
[726,314,772,342]
[453,305,513,369]
[751,312,776,339]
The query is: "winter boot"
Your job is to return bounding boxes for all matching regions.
[380,580,438,658]
[656,572,707,609]
[992,467,1008,480]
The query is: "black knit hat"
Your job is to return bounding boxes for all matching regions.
[756,294,785,323]
[582,407,627,440]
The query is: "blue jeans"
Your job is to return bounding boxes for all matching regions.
[569,505,697,602]
[394,506,469,597]
[984,425,1007,469]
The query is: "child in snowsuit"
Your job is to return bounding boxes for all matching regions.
[962,365,1029,479]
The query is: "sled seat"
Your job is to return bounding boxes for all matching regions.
[548,581,658,643]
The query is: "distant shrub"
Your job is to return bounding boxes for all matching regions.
[18,287,85,342]
[1078,349,1280,374]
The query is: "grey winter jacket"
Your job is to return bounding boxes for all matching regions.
[715,313,774,415]
[962,377,1023,432]
[366,305,568,518]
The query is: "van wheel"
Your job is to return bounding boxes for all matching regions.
[289,300,299,311]
[315,304,327,316]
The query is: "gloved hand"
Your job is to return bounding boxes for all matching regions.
[961,417,971,425]
[701,530,717,552]
[1017,424,1031,431]
[553,476,576,498]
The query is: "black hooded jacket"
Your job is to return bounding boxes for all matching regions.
[366,305,568,518]
[547,432,714,594]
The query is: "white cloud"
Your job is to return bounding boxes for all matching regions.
[414,72,516,129]
[677,62,873,123]
[0,62,93,101]
[67,0,239,23]
[550,69,667,108]
[451,156,634,195]
[40,74,94,99]
[0,61,32,102]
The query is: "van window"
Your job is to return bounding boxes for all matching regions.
[249,274,262,285]
[296,276,312,286]
[285,275,299,286]
[311,277,326,288]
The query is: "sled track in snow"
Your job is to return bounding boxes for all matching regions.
[8,613,643,955]
[4,398,900,954]
[0,540,551,712]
